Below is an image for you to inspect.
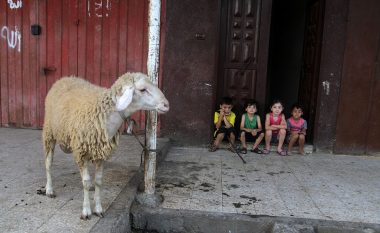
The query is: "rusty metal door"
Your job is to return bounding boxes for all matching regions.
[0,0,149,129]
[298,0,324,142]
[217,0,272,112]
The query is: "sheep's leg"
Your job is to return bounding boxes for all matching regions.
[93,160,104,217]
[44,140,56,198]
[79,160,92,220]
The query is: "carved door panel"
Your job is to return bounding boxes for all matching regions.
[218,0,271,114]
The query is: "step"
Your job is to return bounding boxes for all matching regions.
[217,142,314,155]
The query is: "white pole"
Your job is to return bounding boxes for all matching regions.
[145,0,161,195]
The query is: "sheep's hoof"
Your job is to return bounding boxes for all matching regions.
[94,212,104,218]
[80,214,92,220]
[46,192,56,198]
[47,194,56,198]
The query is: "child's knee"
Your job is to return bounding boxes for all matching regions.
[265,130,272,136]
[216,133,225,140]
[279,129,286,135]
[299,134,305,141]
[291,133,299,140]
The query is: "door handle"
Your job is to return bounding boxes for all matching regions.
[43,66,57,75]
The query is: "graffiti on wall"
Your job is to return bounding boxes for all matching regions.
[1,26,22,52]
[87,0,111,18]
[7,0,22,9]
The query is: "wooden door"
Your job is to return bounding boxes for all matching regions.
[217,0,272,113]
[38,0,149,129]
[0,0,149,129]
[0,1,39,128]
[335,0,380,154]
[298,0,324,142]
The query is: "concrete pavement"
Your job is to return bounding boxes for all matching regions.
[132,147,380,232]
[0,128,157,233]
[1,128,380,233]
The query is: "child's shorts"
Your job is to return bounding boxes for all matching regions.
[241,130,263,142]
[214,127,236,140]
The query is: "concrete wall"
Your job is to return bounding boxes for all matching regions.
[313,0,348,152]
[161,0,219,145]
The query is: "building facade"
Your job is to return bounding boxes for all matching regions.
[1,0,379,154]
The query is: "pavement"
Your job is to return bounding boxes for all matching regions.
[135,146,380,232]
[1,128,380,233]
[0,128,151,233]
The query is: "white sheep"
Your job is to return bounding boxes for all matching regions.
[42,72,169,220]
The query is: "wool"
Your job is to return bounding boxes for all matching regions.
[42,73,142,164]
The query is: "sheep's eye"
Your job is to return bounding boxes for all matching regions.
[140,89,146,92]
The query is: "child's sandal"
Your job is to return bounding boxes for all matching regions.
[262,149,270,154]
[208,144,218,152]
[251,148,263,154]
[240,147,247,154]
[277,150,287,156]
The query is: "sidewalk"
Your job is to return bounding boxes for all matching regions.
[1,128,380,233]
[132,146,380,232]
[155,146,380,223]
[0,128,145,233]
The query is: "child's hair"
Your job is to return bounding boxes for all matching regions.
[270,99,283,108]
[244,99,258,109]
[221,96,233,105]
[291,103,303,111]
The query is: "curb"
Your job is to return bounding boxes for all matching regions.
[130,205,380,233]
[90,137,172,233]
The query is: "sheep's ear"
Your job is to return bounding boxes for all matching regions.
[115,86,134,111]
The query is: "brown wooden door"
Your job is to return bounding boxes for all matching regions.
[335,0,380,154]
[298,0,324,142]
[217,0,272,113]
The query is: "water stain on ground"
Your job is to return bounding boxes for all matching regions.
[232,202,253,208]
[230,184,239,189]
[240,195,258,203]
[200,182,212,188]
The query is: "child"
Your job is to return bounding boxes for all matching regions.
[209,97,236,152]
[239,99,264,154]
[287,104,307,155]
[264,100,287,155]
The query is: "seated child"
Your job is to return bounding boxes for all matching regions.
[239,99,264,154]
[264,100,287,155]
[209,97,236,152]
[287,104,307,155]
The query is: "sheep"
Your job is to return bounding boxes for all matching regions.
[42,72,169,220]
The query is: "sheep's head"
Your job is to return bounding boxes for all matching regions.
[111,72,169,116]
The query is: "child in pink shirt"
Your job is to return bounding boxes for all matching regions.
[287,104,307,155]
[264,100,287,155]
